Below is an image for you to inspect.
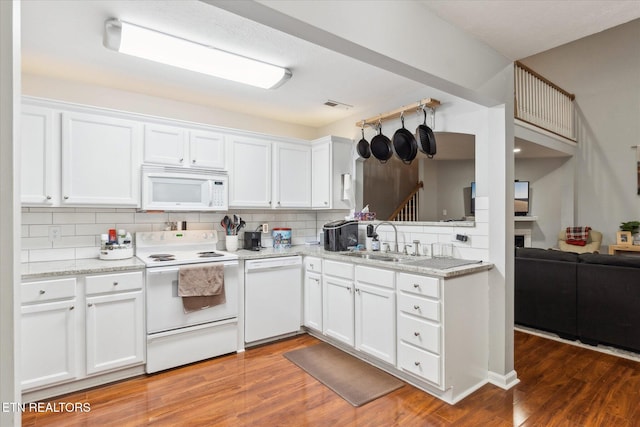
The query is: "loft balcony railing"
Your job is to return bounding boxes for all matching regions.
[514,61,576,141]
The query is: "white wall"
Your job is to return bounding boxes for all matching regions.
[521,19,640,247]
[23,74,318,141]
[0,1,20,425]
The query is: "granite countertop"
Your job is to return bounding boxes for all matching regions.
[22,257,146,280]
[21,246,491,280]
[235,245,492,278]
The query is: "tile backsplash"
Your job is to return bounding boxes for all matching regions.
[21,207,350,263]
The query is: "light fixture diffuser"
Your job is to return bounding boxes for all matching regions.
[103,19,292,89]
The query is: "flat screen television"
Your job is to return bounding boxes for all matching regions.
[470,181,530,216]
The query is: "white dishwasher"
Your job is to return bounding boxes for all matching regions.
[244,256,302,344]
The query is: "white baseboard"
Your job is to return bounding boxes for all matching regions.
[487,370,520,390]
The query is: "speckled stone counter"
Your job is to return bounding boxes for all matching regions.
[235,245,492,278]
[22,257,146,280]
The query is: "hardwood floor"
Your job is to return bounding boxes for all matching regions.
[22,331,640,426]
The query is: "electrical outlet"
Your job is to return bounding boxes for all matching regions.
[261,223,269,234]
[48,226,62,242]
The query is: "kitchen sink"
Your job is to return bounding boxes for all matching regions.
[341,252,416,263]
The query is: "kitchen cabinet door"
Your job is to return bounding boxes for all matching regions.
[323,275,354,346]
[85,289,144,375]
[144,123,187,166]
[274,142,311,208]
[304,270,323,331]
[21,299,78,390]
[61,112,142,207]
[189,130,226,169]
[311,141,331,208]
[21,105,58,205]
[228,135,272,208]
[355,282,396,364]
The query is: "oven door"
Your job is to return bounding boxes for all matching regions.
[145,261,238,334]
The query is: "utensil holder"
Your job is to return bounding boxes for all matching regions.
[225,235,238,252]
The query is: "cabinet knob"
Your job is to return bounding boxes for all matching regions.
[277,201,281,206]
[113,282,118,286]
[192,159,196,163]
[64,196,69,200]
[413,283,420,288]
[69,306,75,311]
[179,158,184,163]
[324,201,328,205]
[39,290,45,294]
[414,331,420,336]
[413,305,420,310]
[355,288,360,294]
[46,195,52,200]
[309,264,314,269]
[87,303,93,307]
[414,361,421,366]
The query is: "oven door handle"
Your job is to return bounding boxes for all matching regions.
[146,261,239,275]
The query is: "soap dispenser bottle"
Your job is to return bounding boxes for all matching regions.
[371,234,380,251]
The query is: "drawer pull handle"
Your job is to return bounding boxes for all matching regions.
[113,282,119,286]
[413,305,420,310]
[413,283,420,288]
[69,306,74,311]
[414,361,421,366]
[39,290,45,294]
[414,331,420,336]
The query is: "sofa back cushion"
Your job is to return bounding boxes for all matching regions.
[579,253,640,268]
[516,247,579,262]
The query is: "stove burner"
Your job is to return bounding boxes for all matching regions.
[198,251,224,258]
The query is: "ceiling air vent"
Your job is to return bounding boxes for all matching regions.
[323,100,353,110]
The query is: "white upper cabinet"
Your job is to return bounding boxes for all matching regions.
[143,124,186,166]
[61,111,142,207]
[311,136,354,210]
[228,135,272,208]
[21,105,58,205]
[144,123,226,170]
[273,142,311,208]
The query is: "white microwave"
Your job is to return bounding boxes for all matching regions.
[141,165,228,212]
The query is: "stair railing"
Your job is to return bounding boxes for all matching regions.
[388,181,423,221]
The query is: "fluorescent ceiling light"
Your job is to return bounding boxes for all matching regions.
[103,19,292,89]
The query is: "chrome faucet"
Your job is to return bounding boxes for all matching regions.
[375,221,398,253]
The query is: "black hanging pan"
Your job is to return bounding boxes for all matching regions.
[392,113,418,164]
[417,108,436,158]
[370,122,393,163]
[356,126,371,159]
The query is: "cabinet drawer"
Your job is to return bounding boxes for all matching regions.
[86,271,143,295]
[356,266,395,289]
[397,273,440,299]
[21,278,76,304]
[398,293,440,322]
[398,342,442,387]
[323,260,354,280]
[304,256,322,273]
[398,312,441,354]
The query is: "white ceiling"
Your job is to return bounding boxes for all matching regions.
[21,0,640,130]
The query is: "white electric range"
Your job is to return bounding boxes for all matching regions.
[136,230,239,373]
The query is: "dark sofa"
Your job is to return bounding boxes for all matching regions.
[515,247,640,353]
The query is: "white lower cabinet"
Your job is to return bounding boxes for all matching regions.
[303,257,323,332]
[20,271,145,394]
[354,266,396,364]
[322,260,355,346]
[85,272,144,375]
[21,278,78,391]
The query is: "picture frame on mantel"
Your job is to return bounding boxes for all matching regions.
[617,231,632,246]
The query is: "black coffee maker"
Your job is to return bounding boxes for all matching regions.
[243,232,262,251]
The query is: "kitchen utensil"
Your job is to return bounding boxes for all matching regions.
[370,122,393,163]
[357,126,371,159]
[222,215,232,235]
[417,107,436,158]
[392,113,418,164]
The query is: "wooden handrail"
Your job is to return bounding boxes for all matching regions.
[388,181,424,221]
[515,61,575,100]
